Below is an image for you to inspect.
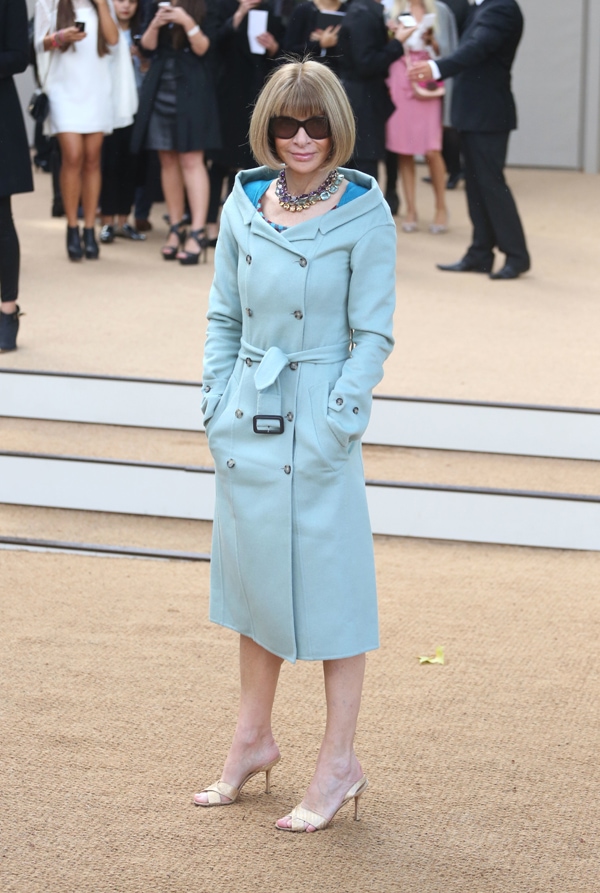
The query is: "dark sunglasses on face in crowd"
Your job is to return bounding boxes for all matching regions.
[269,115,331,140]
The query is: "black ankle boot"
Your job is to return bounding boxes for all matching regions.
[67,225,82,261]
[83,227,99,259]
[0,305,23,352]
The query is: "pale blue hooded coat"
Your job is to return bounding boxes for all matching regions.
[202,166,396,663]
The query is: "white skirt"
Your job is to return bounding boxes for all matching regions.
[46,6,113,135]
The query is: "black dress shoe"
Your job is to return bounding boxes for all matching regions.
[67,225,83,261]
[83,227,100,259]
[114,223,146,241]
[100,224,115,244]
[489,263,528,280]
[437,258,493,274]
[446,172,464,190]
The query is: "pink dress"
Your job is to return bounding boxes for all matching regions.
[386,51,443,155]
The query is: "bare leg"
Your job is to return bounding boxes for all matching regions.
[426,149,448,226]
[159,150,185,253]
[195,635,283,803]
[57,132,84,227]
[81,132,104,229]
[399,154,417,224]
[177,150,210,257]
[276,653,366,831]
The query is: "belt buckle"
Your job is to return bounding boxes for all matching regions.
[253,415,284,435]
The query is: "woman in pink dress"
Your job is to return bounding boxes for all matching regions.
[386,0,448,233]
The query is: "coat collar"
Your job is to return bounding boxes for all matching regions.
[233,166,383,240]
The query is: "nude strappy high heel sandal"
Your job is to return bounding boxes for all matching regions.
[193,756,281,807]
[276,775,368,832]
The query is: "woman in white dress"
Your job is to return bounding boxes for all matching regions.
[35,0,119,260]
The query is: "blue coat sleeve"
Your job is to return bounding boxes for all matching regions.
[327,219,396,445]
[201,205,243,423]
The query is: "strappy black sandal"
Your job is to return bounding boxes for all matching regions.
[178,228,209,265]
[162,221,186,260]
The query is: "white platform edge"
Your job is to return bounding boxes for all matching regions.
[2,454,600,552]
[1,371,600,461]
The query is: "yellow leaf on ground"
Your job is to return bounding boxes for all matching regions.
[418,646,445,665]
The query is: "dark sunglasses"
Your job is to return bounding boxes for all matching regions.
[269,115,331,140]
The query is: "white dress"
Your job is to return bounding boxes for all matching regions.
[35,0,116,135]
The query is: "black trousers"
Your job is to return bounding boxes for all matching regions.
[460,131,530,270]
[0,196,19,304]
[100,124,137,217]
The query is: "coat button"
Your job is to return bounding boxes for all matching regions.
[299,257,307,267]
[246,254,252,264]
[235,409,243,418]
[336,397,343,406]
[227,459,235,468]
[286,412,294,421]
[289,362,298,371]
[293,310,303,320]
[245,357,253,366]
[245,308,253,316]
[353,406,359,414]
[283,465,291,474]
[204,385,211,392]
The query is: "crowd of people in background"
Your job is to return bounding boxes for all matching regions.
[1,0,529,352]
[31,0,471,258]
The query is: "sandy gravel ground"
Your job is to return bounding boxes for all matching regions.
[2,538,599,893]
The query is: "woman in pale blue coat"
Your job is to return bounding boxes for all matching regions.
[195,61,396,832]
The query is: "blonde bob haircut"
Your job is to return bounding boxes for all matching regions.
[249,60,356,170]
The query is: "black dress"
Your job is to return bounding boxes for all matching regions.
[210,0,283,170]
[131,0,221,154]
[282,1,343,74]
[337,0,403,163]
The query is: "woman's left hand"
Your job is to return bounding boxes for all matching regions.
[309,25,340,48]
[256,31,279,56]
[162,5,194,29]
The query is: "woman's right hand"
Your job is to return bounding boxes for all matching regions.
[232,0,262,30]
[151,6,172,29]
[59,26,87,45]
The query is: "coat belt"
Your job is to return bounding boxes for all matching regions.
[239,339,350,421]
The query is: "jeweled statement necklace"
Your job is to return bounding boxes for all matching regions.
[276,168,344,212]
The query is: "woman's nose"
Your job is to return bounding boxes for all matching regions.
[293,127,311,145]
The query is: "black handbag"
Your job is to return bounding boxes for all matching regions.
[28,88,50,123]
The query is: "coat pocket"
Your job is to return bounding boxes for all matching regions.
[205,364,242,449]
[308,382,351,473]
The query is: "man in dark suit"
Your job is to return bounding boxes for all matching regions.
[410,0,530,280]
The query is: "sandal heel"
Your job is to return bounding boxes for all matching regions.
[265,764,275,794]
[162,221,186,260]
[193,755,281,807]
[178,228,209,265]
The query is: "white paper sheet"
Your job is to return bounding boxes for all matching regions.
[248,10,268,55]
